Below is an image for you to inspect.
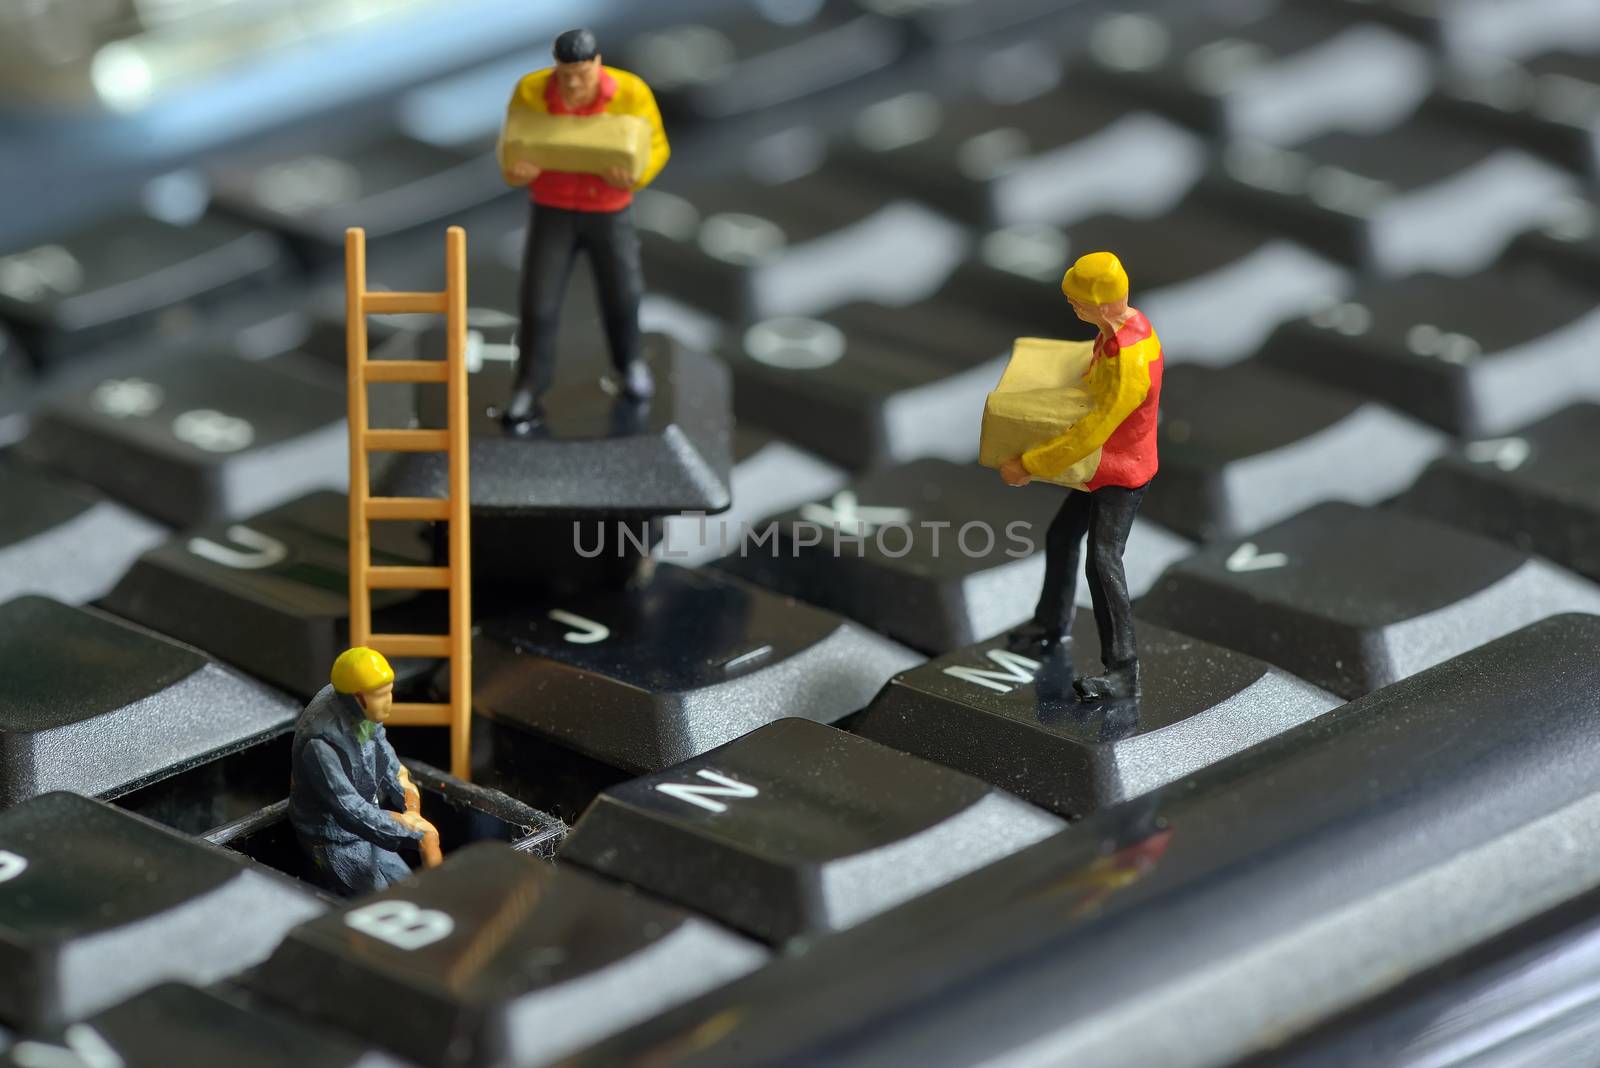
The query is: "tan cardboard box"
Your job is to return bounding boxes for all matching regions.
[497,111,650,186]
[980,337,1100,489]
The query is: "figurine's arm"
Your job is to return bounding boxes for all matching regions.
[1020,339,1155,479]
[374,739,409,811]
[632,79,670,189]
[300,739,423,851]
[499,74,549,187]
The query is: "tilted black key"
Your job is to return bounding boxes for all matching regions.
[0,461,164,605]
[717,459,1192,653]
[1,983,402,1068]
[833,83,1204,228]
[616,5,905,124]
[474,564,918,774]
[245,843,765,1068]
[1397,404,1600,584]
[557,614,1600,1068]
[1259,258,1600,435]
[100,491,436,699]
[1078,7,1432,144]
[1138,501,1600,698]
[0,793,323,1031]
[561,718,1064,944]
[18,350,346,527]
[635,165,968,322]
[0,596,297,806]
[721,309,1006,470]
[1144,362,1443,540]
[0,204,289,367]
[855,618,1338,817]
[1435,51,1600,176]
[209,134,509,269]
[1208,117,1577,276]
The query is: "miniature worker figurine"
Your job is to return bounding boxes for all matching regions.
[499,27,671,432]
[289,647,441,896]
[1000,252,1163,700]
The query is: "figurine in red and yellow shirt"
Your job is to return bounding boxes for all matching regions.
[500,28,670,432]
[1000,251,1163,700]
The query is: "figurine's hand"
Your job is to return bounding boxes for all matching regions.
[389,810,429,835]
[601,164,633,188]
[509,161,541,184]
[1000,457,1032,487]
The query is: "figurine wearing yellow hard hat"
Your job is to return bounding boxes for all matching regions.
[288,647,441,895]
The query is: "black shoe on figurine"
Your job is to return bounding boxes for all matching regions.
[1006,622,1070,658]
[618,360,655,402]
[1074,661,1141,701]
[499,390,544,434]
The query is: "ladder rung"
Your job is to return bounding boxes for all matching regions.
[364,429,450,452]
[387,702,454,727]
[366,566,452,590]
[367,634,452,658]
[365,497,451,521]
[363,291,447,314]
[364,360,449,384]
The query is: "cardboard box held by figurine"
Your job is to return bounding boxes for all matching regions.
[498,111,650,186]
[979,337,1100,489]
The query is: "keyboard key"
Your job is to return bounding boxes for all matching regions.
[723,310,1006,469]
[718,458,1193,653]
[474,564,919,774]
[1145,362,1443,539]
[1080,8,1432,144]
[561,718,1064,943]
[855,0,1094,47]
[1209,119,1577,276]
[209,134,510,269]
[1328,0,1600,60]
[1137,501,1600,697]
[0,203,290,367]
[1508,192,1600,282]
[0,596,298,806]
[1260,259,1600,435]
[1397,404,1600,584]
[18,349,346,527]
[834,82,1205,228]
[855,618,1338,817]
[0,792,324,1031]
[558,614,1600,1067]
[617,6,905,124]
[1,983,404,1068]
[0,461,164,605]
[99,491,436,699]
[245,843,766,1068]
[0,327,30,446]
[1436,51,1600,176]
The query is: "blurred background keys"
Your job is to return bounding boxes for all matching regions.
[246,844,766,1068]
[855,619,1338,818]
[0,203,290,368]
[0,792,323,1032]
[719,459,1191,653]
[19,350,346,527]
[0,461,164,605]
[1435,51,1600,176]
[1209,118,1576,276]
[1325,0,1600,60]
[1509,193,1600,281]
[1,983,409,1068]
[473,564,918,775]
[1138,501,1600,698]
[0,596,297,806]
[1144,362,1442,540]
[1397,404,1600,585]
[560,718,1064,944]
[99,490,437,699]
[1261,259,1600,436]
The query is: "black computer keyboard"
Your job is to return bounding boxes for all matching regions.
[3,0,1600,1065]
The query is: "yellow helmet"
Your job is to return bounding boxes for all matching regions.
[331,647,395,694]
[1061,251,1129,305]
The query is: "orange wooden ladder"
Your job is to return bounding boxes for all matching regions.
[344,225,472,779]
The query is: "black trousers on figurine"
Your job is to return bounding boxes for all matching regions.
[510,202,644,404]
[1032,482,1149,668]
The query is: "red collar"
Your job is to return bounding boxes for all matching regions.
[1093,310,1151,359]
[545,69,618,115]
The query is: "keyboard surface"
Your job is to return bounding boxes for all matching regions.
[2,1,1600,1066]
